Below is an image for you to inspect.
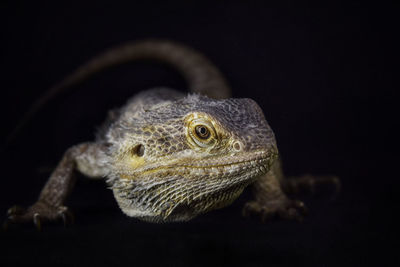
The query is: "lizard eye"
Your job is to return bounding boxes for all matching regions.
[185,115,218,149]
[195,125,210,139]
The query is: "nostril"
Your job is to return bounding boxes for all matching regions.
[132,144,145,157]
[233,141,242,152]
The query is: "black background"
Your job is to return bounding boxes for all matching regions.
[0,2,397,267]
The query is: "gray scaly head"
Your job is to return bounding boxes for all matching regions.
[106,93,278,222]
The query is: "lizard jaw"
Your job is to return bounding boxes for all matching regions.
[110,150,278,222]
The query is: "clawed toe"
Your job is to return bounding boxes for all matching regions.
[278,200,307,221]
[4,203,74,230]
[58,207,74,226]
[33,213,42,231]
[243,199,308,223]
[7,205,25,216]
[293,200,308,215]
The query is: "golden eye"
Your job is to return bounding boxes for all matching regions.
[195,125,210,139]
[185,114,217,149]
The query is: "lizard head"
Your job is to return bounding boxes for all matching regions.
[107,93,278,222]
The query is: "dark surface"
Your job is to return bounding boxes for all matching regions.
[0,2,396,267]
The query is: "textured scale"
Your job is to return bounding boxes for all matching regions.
[6,40,338,228]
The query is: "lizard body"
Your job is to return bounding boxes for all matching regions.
[6,40,338,227]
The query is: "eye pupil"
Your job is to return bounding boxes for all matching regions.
[195,125,210,139]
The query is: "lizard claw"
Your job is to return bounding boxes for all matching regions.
[4,205,26,230]
[277,200,308,222]
[7,205,25,216]
[243,199,308,222]
[58,207,74,227]
[33,213,42,231]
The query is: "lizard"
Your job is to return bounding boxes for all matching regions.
[5,40,339,228]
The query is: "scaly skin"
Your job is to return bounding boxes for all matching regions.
[6,40,338,228]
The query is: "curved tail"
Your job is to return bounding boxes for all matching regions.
[6,39,231,144]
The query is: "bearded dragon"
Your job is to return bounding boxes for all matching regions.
[5,40,339,228]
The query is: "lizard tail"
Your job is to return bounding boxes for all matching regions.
[6,39,231,145]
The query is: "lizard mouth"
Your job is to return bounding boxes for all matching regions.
[134,150,276,178]
[111,150,277,222]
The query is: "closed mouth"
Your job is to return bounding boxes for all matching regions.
[130,150,276,178]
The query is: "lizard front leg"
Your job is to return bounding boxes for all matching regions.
[6,142,109,229]
[243,160,307,222]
